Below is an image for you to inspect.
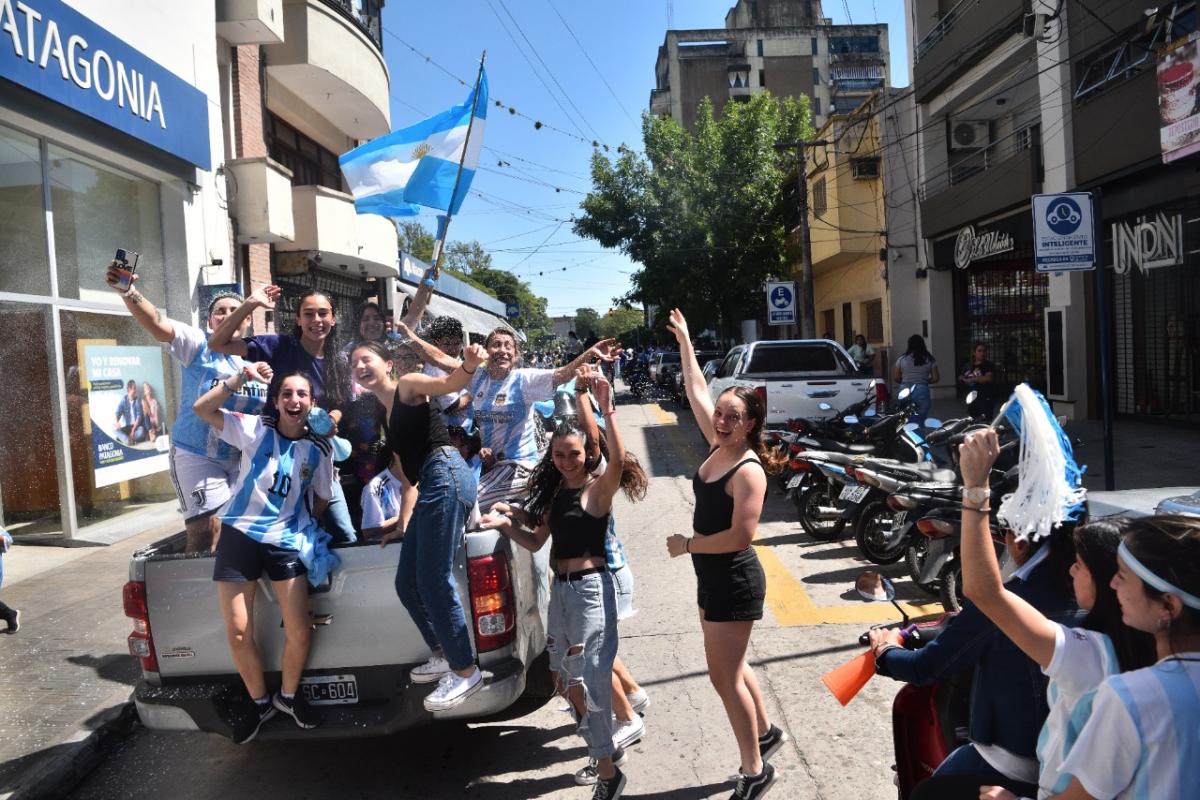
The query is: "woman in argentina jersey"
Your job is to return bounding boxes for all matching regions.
[193,368,335,743]
[105,263,268,553]
[915,430,1156,800]
[465,327,620,513]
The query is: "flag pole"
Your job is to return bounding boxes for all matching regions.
[429,50,486,280]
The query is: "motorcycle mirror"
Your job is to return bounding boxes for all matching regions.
[924,417,943,429]
[844,415,859,425]
[818,402,833,411]
[864,407,877,418]
[965,390,978,405]
[855,571,896,602]
[897,387,912,401]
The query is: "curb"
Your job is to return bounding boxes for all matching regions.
[8,701,139,800]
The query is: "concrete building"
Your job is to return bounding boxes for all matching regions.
[0,0,396,540]
[650,0,889,132]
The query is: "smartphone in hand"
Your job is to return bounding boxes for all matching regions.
[112,248,140,292]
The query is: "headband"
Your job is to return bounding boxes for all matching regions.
[1118,540,1200,611]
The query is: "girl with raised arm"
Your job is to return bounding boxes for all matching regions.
[479,371,647,800]
[664,309,788,800]
[349,339,488,712]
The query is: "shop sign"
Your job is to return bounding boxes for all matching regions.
[0,0,210,168]
[1032,192,1096,272]
[766,281,796,325]
[82,344,170,488]
[1158,30,1200,164]
[953,224,1014,269]
[1112,212,1184,275]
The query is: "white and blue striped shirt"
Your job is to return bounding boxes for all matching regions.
[167,323,267,460]
[470,368,555,466]
[1036,624,1120,797]
[360,467,403,531]
[1058,654,1200,799]
[217,412,335,549]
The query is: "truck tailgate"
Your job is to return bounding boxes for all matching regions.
[765,377,873,424]
[146,544,447,678]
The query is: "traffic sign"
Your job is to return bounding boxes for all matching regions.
[1032,192,1097,272]
[766,281,796,325]
[505,302,520,318]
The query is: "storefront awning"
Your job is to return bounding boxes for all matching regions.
[393,283,522,341]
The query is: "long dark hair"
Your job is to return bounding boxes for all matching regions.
[524,420,647,524]
[1122,514,1200,654]
[717,386,785,475]
[291,289,348,410]
[904,334,932,367]
[1073,519,1157,671]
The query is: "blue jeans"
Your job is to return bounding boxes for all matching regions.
[394,447,478,671]
[907,382,931,429]
[321,479,357,545]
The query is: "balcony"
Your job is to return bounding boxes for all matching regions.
[913,0,1027,102]
[920,125,1042,238]
[276,185,398,278]
[216,0,284,44]
[263,0,390,140]
[226,157,296,243]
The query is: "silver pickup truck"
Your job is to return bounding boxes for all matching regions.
[707,339,874,428]
[123,529,552,740]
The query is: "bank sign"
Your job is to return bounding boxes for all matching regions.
[0,0,210,168]
[1032,192,1096,272]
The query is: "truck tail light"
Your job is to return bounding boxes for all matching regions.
[788,442,805,455]
[916,518,955,539]
[468,553,515,652]
[789,458,811,471]
[123,581,159,673]
[754,385,767,410]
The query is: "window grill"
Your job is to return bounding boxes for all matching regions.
[275,269,375,341]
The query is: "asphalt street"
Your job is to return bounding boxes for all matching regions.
[70,391,940,800]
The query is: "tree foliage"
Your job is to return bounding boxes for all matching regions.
[573,94,812,337]
[595,306,644,339]
[573,307,600,339]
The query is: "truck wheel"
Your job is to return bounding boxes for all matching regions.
[939,564,963,612]
[521,649,557,699]
[855,501,907,565]
[796,483,845,541]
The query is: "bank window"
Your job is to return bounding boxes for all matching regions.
[0,126,50,296]
[862,298,884,343]
[50,145,164,305]
[268,114,343,191]
[812,177,827,215]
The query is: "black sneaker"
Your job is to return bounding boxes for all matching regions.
[758,724,789,762]
[2,609,18,634]
[574,747,627,786]
[230,700,275,745]
[591,766,626,800]
[272,691,319,729]
[730,762,777,800]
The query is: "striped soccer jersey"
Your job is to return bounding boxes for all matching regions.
[469,368,554,465]
[218,411,334,548]
[167,323,266,459]
[360,467,403,531]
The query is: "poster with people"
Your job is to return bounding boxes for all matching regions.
[83,344,171,488]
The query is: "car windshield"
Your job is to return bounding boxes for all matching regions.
[744,344,847,375]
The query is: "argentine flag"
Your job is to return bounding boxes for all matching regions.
[340,69,488,218]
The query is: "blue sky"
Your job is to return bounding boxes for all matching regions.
[379,0,909,319]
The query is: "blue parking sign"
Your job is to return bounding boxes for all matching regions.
[766,281,796,325]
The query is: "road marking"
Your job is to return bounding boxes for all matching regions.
[647,400,943,626]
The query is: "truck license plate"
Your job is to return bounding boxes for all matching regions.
[299,674,359,706]
[839,484,870,503]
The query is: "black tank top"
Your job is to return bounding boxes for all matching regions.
[548,483,609,561]
[387,387,452,485]
[692,453,764,535]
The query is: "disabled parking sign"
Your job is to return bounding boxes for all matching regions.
[1032,192,1096,272]
[766,281,796,325]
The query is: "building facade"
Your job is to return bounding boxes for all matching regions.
[649,0,889,131]
[0,0,396,540]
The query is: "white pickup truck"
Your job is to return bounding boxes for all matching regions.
[707,339,874,428]
[123,529,552,740]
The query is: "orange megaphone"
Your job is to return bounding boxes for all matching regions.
[821,631,901,706]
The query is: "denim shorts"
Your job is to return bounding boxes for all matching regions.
[612,562,636,621]
[691,546,766,622]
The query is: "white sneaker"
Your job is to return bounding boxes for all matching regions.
[626,688,650,715]
[410,654,451,684]
[423,667,483,711]
[612,714,645,749]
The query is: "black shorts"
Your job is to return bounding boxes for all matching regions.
[691,546,766,622]
[213,524,307,582]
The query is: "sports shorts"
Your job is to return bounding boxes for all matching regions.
[169,444,239,521]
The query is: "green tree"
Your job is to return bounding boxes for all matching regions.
[596,306,644,339]
[573,93,812,338]
[574,307,600,339]
[397,220,434,261]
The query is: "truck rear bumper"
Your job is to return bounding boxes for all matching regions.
[135,657,526,740]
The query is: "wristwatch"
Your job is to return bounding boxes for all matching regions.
[962,486,990,506]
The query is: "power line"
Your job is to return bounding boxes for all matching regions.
[545,0,638,124]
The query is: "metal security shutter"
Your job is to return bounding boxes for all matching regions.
[275,269,374,339]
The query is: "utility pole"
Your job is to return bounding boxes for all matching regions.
[775,139,827,339]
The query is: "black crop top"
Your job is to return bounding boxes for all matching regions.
[692,455,765,535]
[386,387,452,485]
[548,484,609,561]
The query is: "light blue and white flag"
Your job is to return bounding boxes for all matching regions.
[340,69,488,218]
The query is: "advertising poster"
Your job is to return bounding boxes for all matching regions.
[83,344,171,487]
[1159,30,1200,163]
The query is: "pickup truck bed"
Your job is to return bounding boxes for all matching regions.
[125,529,551,740]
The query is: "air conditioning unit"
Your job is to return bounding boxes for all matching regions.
[950,120,989,150]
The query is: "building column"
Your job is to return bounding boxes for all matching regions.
[231,44,274,334]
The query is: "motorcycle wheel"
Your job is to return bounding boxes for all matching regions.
[796,482,846,541]
[939,564,964,612]
[905,540,940,595]
[854,500,908,565]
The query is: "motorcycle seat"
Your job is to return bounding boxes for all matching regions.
[801,451,857,466]
[819,440,877,454]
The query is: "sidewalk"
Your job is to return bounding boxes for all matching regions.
[0,522,178,799]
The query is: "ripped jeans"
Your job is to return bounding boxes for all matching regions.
[546,570,618,760]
